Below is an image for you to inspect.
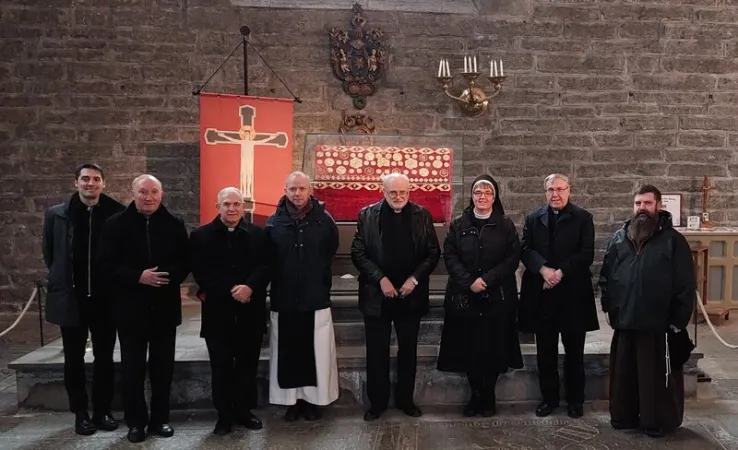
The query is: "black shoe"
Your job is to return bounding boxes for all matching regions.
[92,413,118,431]
[302,403,321,421]
[464,391,481,417]
[480,391,496,417]
[363,409,383,421]
[127,427,146,443]
[535,402,558,417]
[645,427,664,438]
[75,414,97,436]
[610,419,639,430]
[236,411,263,429]
[567,404,584,418]
[148,423,174,438]
[213,420,232,436]
[398,403,422,417]
[284,404,301,422]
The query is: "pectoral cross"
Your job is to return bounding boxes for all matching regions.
[204,105,289,209]
[700,175,717,228]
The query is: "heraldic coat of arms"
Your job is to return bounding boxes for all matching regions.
[329,3,385,110]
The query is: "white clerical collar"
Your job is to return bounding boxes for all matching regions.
[473,209,492,219]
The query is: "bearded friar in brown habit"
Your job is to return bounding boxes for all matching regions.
[599,184,695,438]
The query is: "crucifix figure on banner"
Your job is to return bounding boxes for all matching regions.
[204,105,289,217]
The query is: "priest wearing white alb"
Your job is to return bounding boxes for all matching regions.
[265,171,340,421]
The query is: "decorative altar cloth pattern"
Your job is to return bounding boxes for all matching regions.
[311,145,454,223]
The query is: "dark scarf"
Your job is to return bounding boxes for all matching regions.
[285,197,315,221]
[627,212,660,247]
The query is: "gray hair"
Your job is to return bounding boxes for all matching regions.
[132,174,162,191]
[544,173,570,189]
[217,187,243,203]
[381,172,410,189]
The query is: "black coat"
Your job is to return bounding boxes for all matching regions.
[42,193,124,327]
[189,216,270,338]
[97,202,190,330]
[519,202,599,333]
[265,196,339,313]
[599,211,695,331]
[350,200,440,318]
[437,208,523,373]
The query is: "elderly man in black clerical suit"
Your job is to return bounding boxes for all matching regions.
[351,173,440,422]
[97,174,190,443]
[189,187,270,436]
[519,173,599,419]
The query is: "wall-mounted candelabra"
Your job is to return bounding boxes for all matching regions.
[436,56,507,117]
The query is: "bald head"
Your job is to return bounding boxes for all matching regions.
[132,174,163,215]
[284,171,311,208]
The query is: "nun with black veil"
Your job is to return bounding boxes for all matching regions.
[437,174,523,417]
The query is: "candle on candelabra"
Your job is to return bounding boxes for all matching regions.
[438,59,443,77]
[463,56,468,73]
[473,56,477,73]
[500,60,504,76]
[444,59,450,77]
[493,61,498,77]
[489,60,493,77]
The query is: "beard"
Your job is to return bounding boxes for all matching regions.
[627,210,659,246]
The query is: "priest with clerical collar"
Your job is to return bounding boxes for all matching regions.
[189,187,271,436]
[519,173,599,419]
[265,171,340,422]
[351,173,440,422]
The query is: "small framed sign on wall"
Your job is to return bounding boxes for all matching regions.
[661,193,682,227]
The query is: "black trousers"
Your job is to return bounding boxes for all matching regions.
[364,314,421,410]
[535,330,586,406]
[60,310,117,416]
[118,326,177,428]
[205,327,263,422]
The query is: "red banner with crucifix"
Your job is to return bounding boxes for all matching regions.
[199,93,294,226]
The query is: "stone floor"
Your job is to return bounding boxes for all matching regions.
[2,406,738,450]
[3,300,738,449]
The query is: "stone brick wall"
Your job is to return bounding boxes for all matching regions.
[2,0,737,309]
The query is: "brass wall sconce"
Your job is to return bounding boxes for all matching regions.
[436,56,507,117]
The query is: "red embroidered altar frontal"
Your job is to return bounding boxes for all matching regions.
[312,145,454,223]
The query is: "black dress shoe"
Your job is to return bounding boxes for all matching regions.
[236,411,263,429]
[645,427,664,438]
[213,420,232,436]
[464,391,481,417]
[363,409,383,421]
[567,404,584,418]
[398,403,422,417]
[610,419,639,430]
[302,403,321,421]
[75,414,97,436]
[127,427,146,443]
[480,402,496,417]
[148,423,174,438]
[92,413,118,431]
[284,404,301,422]
[535,402,558,417]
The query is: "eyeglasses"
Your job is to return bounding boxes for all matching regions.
[473,191,494,197]
[546,187,569,194]
[387,190,408,198]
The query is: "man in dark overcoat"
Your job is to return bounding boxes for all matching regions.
[350,173,440,422]
[519,173,599,418]
[42,163,124,435]
[97,174,190,443]
[189,187,270,436]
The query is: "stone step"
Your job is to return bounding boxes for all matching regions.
[9,341,703,412]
